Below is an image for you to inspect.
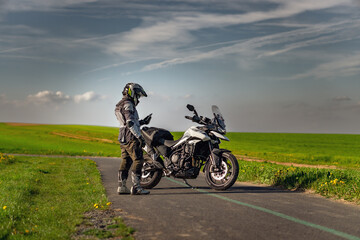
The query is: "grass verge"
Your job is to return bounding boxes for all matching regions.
[0,154,133,239]
[237,159,360,204]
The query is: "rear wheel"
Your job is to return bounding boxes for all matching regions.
[140,161,162,189]
[205,152,239,190]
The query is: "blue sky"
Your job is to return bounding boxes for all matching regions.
[1,0,360,133]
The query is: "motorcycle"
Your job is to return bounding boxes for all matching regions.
[140,104,239,190]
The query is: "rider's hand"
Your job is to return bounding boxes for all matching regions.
[138,136,146,148]
[140,113,152,125]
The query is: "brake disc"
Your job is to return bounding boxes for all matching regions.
[211,161,228,181]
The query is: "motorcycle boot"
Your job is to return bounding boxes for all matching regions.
[117,170,130,194]
[130,172,150,195]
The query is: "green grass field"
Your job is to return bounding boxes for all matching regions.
[0,153,134,239]
[0,123,121,157]
[1,123,359,168]
[221,132,360,169]
[0,154,106,239]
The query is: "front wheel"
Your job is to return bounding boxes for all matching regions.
[205,152,239,190]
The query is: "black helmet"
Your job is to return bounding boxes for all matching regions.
[122,83,147,105]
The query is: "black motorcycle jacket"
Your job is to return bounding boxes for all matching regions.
[115,96,142,144]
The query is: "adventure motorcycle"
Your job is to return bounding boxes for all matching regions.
[140,104,239,190]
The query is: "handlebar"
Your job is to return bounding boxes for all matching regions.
[185,115,201,123]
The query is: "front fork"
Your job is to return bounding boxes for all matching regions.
[208,142,221,170]
[206,142,231,171]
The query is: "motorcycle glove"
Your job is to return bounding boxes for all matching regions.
[140,113,152,126]
[138,136,146,148]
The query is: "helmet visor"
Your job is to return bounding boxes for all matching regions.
[134,84,147,98]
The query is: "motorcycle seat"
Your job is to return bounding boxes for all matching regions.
[163,139,182,147]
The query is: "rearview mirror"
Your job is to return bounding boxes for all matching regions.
[186,104,195,111]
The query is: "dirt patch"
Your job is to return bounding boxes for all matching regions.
[5,122,43,126]
[52,132,117,144]
[236,155,338,169]
[72,209,135,240]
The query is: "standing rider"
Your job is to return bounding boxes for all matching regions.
[115,83,152,195]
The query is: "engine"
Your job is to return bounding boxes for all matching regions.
[169,143,199,178]
[170,143,194,167]
[170,152,181,165]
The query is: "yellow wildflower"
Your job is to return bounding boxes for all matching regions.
[25,230,29,234]
[3,206,7,210]
[106,202,112,206]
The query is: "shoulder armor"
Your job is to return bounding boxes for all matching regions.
[123,101,135,112]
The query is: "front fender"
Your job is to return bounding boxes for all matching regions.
[203,148,232,172]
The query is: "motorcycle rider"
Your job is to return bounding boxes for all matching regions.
[115,83,152,195]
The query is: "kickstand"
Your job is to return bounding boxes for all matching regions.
[183,179,196,189]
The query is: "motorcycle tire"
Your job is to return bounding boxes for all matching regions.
[140,161,162,189]
[205,152,239,190]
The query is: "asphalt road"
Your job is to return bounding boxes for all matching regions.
[90,157,360,240]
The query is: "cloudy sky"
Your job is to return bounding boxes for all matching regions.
[1,0,360,133]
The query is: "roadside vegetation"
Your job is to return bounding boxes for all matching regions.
[221,132,360,169]
[237,160,360,204]
[0,154,133,239]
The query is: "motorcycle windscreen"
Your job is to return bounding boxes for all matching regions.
[211,105,226,131]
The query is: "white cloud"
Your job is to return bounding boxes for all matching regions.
[0,93,24,107]
[288,52,360,80]
[333,96,352,101]
[3,0,97,12]
[82,57,161,74]
[0,94,7,104]
[105,0,352,58]
[24,90,105,105]
[135,19,360,73]
[27,90,71,104]
[183,94,192,99]
[0,46,32,54]
[74,91,104,103]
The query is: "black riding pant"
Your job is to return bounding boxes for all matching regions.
[119,139,144,179]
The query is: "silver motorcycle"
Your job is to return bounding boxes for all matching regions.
[140,104,239,190]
